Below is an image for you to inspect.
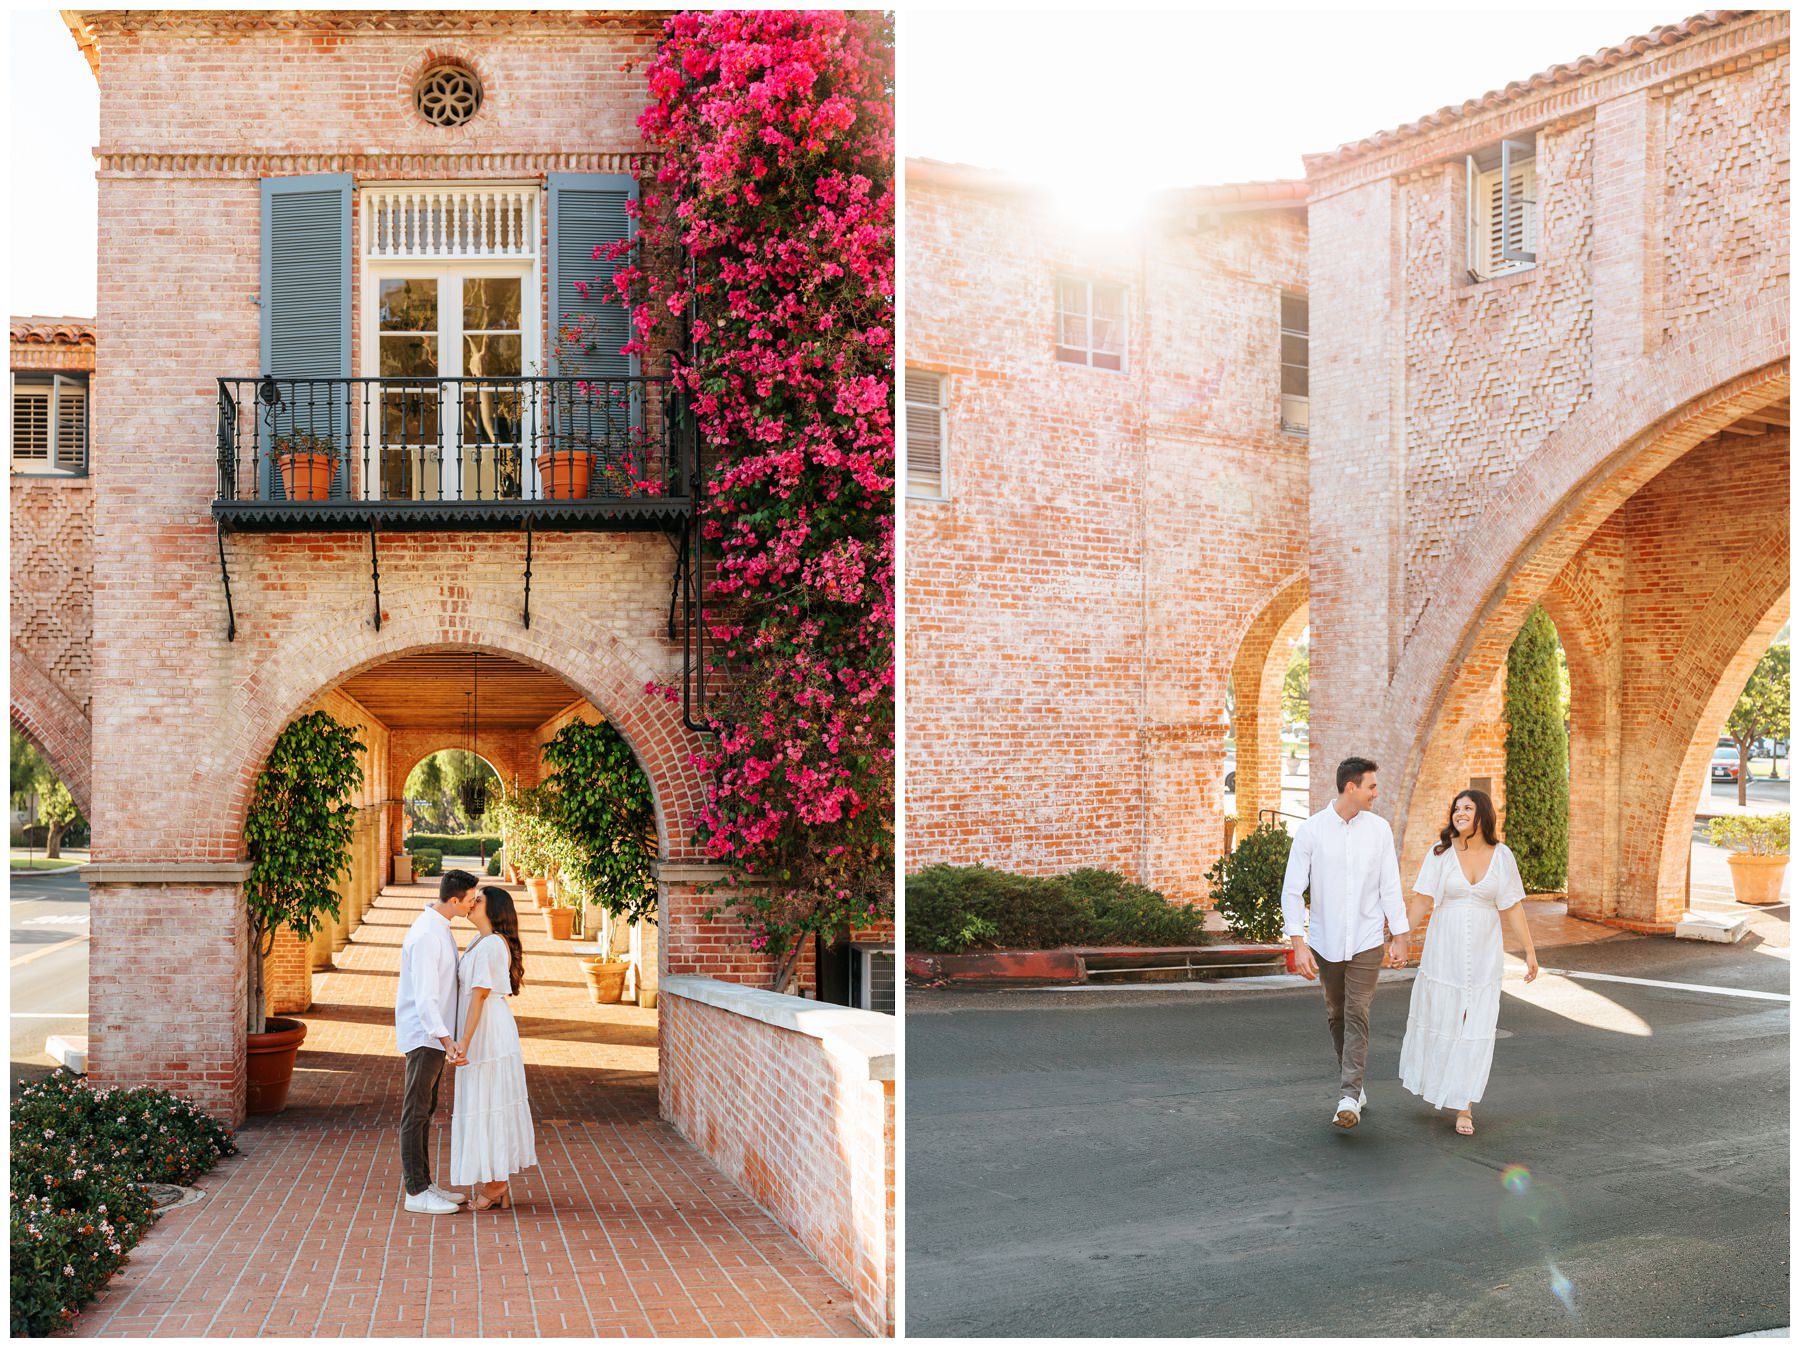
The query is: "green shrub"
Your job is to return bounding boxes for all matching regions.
[1203,822,1299,945]
[485,851,503,877]
[411,849,443,878]
[10,1072,236,1336]
[1706,813,1791,856]
[1504,605,1569,891]
[905,865,1207,952]
[404,833,501,857]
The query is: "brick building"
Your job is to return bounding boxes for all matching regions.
[14,11,892,1331]
[905,10,1788,939]
[905,163,1310,901]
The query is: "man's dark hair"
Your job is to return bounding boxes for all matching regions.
[439,869,480,901]
[1336,757,1379,793]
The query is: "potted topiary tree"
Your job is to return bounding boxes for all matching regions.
[1706,813,1791,906]
[242,710,364,1114]
[499,784,556,908]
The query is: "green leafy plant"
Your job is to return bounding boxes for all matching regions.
[11,1071,236,1336]
[403,833,501,857]
[540,719,658,926]
[242,710,364,1035]
[1203,822,1300,945]
[271,429,338,461]
[1725,644,1790,803]
[1706,813,1791,856]
[490,784,558,879]
[486,852,503,877]
[1504,605,1569,892]
[411,848,443,878]
[905,865,1207,953]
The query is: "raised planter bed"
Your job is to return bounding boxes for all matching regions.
[907,942,1292,987]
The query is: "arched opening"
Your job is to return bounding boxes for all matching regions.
[1226,577,1309,840]
[9,646,92,821]
[1393,379,1789,929]
[9,724,90,861]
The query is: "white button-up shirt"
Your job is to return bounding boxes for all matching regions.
[1279,803,1410,963]
[395,905,460,1055]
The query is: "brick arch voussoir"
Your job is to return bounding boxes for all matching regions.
[10,646,93,819]
[210,605,707,864]
[1389,294,1789,849]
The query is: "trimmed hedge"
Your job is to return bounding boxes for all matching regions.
[11,1071,236,1336]
[906,865,1208,953]
[411,849,443,878]
[404,833,500,856]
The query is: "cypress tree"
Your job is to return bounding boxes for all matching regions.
[1504,605,1569,891]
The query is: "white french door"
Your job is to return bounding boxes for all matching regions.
[361,263,540,500]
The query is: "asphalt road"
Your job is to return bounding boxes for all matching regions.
[907,919,1790,1338]
[10,866,90,1090]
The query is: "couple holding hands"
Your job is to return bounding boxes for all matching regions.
[394,870,539,1214]
[1281,757,1541,1137]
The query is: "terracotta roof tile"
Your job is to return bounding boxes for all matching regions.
[1308,10,1755,172]
[10,317,97,345]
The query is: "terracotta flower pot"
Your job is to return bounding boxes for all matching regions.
[523,875,549,907]
[1726,852,1789,906]
[543,906,576,941]
[245,1017,308,1115]
[504,863,520,884]
[582,958,629,1004]
[536,450,592,500]
[277,452,335,501]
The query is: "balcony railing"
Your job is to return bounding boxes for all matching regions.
[213,375,694,530]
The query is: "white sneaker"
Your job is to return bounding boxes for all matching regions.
[404,1189,459,1215]
[430,1184,468,1205]
[1333,1095,1362,1129]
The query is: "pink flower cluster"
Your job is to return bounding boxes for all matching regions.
[610,10,894,979]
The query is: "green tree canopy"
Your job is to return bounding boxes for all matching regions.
[1281,640,1310,728]
[1726,643,1790,803]
[1504,606,1569,892]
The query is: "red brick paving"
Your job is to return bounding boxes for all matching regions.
[66,881,864,1337]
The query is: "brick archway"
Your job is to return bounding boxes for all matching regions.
[10,645,92,819]
[1383,299,1788,921]
[1228,575,1308,829]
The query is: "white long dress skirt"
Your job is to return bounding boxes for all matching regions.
[449,934,539,1185]
[1398,843,1527,1111]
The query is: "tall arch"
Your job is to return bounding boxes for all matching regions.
[1228,575,1308,829]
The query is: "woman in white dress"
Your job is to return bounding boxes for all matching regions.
[450,885,538,1209]
[1397,789,1540,1137]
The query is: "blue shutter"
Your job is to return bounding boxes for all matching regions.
[548,173,638,490]
[261,174,352,499]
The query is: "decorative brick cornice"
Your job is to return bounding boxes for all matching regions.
[65,9,663,80]
[95,150,651,180]
[1305,11,1786,200]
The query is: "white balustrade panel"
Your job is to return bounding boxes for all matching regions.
[364,186,539,260]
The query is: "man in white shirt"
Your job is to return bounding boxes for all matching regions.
[396,869,481,1213]
[1280,757,1410,1130]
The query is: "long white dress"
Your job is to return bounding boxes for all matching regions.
[449,934,538,1185]
[1397,842,1527,1111]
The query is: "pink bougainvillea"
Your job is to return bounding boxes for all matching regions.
[597,10,894,990]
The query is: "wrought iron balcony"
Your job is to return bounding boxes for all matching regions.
[213,375,695,532]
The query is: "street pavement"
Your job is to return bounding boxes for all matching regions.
[10,865,91,1088]
[906,914,1789,1338]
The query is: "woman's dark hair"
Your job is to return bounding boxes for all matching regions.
[480,885,525,995]
[1433,789,1499,855]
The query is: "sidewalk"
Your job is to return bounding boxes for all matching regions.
[69,880,863,1338]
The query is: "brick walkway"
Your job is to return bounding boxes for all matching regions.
[69,881,864,1338]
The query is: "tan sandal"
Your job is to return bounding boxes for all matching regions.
[469,1183,512,1211]
[1454,1112,1475,1136]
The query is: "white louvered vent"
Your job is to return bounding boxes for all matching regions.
[56,388,86,469]
[12,388,50,465]
[904,368,945,499]
[364,186,539,261]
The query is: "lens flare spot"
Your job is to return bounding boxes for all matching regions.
[1548,1262,1575,1311]
[1501,1164,1532,1195]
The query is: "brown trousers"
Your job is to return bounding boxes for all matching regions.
[399,1045,446,1196]
[1317,945,1384,1097]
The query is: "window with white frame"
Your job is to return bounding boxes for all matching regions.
[1280,292,1309,436]
[905,368,947,499]
[11,375,88,476]
[1466,137,1538,282]
[1055,276,1126,371]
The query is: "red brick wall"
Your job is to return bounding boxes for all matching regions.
[660,991,894,1336]
[1306,13,1789,927]
[904,166,1308,901]
[11,328,96,814]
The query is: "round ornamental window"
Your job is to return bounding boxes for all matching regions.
[414,65,482,128]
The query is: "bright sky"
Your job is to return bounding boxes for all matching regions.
[5,5,1704,317]
[904,8,1680,205]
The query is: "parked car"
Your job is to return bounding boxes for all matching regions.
[1224,756,1236,794]
[1711,743,1741,781]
